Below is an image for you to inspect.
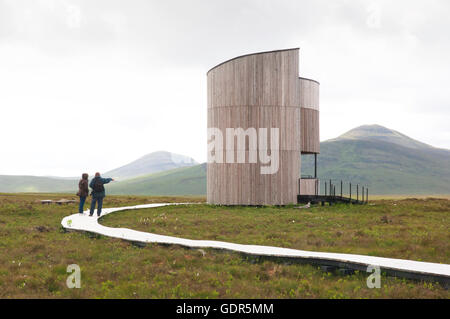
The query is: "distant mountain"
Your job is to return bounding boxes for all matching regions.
[108,163,206,196]
[104,151,198,180]
[330,124,436,150]
[301,125,450,194]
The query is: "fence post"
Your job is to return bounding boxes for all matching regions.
[357,184,359,202]
[314,153,317,178]
[330,179,332,199]
[340,180,343,198]
[349,183,352,201]
[362,186,364,203]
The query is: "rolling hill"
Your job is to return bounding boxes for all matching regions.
[104,151,198,180]
[301,125,450,194]
[328,124,436,150]
[0,175,76,193]
[107,163,206,196]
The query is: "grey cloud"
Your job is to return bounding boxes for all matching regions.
[0,0,118,55]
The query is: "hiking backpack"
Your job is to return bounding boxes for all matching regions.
[92,178,105,193]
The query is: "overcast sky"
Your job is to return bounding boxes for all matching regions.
[0,0,449,176]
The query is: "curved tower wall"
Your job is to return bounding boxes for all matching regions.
[207,48,319,205]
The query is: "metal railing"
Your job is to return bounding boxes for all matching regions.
[298,178,369,203]
[322,179,369,203]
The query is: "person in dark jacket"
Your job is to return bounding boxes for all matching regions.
[77,173,89,214]
[89,172,114,217]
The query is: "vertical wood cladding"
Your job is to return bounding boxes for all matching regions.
[299,78,320,154]
[299,178,319,195]
[207,49,319,205]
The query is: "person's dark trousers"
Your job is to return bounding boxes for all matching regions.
[79,196,87,214]
[90,196,104,216]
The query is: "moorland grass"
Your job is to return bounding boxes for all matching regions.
[0,193,448,298]
[102,198,450,264]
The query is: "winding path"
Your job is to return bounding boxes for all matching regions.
[61,203,450,286]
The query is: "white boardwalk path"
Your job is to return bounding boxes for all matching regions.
[61,203,450,284]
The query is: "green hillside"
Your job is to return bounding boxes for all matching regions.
[0,175,76,193]
[108,163,206,196]
[301,139,450,195]
[104,151,198,180]
[108,136,450,196]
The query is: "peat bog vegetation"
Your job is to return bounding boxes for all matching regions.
[0,193,449,298]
